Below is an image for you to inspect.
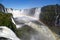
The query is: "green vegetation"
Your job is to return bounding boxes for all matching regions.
[0,12,35,39]
[40,4,60,40]
[0,12,22,38]
[16,25,36,39]
[0,12,16,32]
[40,4,60,26]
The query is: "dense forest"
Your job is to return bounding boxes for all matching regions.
[40,4,60,27]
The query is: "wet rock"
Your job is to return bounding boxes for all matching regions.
[0,4,5,12]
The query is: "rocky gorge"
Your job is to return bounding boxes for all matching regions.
[0,4,60,40]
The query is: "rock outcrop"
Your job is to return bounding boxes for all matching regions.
[0,4,5,12]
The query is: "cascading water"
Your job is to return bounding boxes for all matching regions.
[6,7,41,19]
[25,21,56,40]
[0,26,20,40]
[10,8,41,28]
[6,7,56,40]
[55,15,60,26]
[34,8,41,20]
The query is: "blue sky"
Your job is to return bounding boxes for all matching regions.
[0,0,60,9]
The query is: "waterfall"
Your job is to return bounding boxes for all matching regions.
[55,15,60,26]
[6,7,56,40]
[11,17,16,25]
[34,8,41,20]
[10,7,41,28]
[11,17,56,40]
[0,26,20,40]
[25,21,56,40]
[11,17,25,28]
[6,7,41,20]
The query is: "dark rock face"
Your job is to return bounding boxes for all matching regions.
[0,4,5,12]
[40,4,60,26]
[0,37,12,40]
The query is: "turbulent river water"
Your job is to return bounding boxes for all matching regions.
[2,7,56,40]
[11,17,56,40]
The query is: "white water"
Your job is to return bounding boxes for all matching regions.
[6,7,56,40]
[55,15,60,26]
[6,7,41,20]
[10,7,41,28]
[26,22,56,40]
[0,26,20,40]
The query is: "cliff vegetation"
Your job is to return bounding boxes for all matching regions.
[40,4,60,40]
